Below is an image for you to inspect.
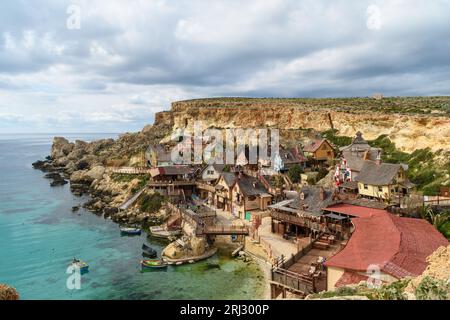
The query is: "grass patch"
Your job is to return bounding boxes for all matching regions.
[139,192,166,213]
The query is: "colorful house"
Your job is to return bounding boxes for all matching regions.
[231,173,272,219]
[303,139,335,165]
[335,131,381,184]
[354,160,415,200]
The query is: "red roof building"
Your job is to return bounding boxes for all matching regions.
[324,204,448,289]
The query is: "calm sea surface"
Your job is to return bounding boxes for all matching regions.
[0,133,266,300]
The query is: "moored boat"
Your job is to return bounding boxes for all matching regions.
[120,227,142,236]
[140,259,168,269]
[69,258,89,274]
[142,243,157,258]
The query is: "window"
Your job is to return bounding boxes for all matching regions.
[364,184,368,189]
[378,186,383,192]
[207,170,214,175]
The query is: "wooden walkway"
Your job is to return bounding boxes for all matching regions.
[199,225,249,236]
[118,186,147,210]
[110,166,152,174]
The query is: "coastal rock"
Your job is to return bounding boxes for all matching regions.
[51,137,74,159]
[85,166,106,181]
[0,284,20,300]
[75,160,90,171]
[54,156,69,167]
[50,176,68,187]
[44,172,62,179]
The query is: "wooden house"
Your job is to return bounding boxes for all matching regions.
[303,139,335,166]
[354,160,415,201]
[231,173,272,219]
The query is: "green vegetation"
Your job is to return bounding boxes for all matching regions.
[414,276,449,300]
[322,130,450,195]
[322,129,352,148]
[111,173,149,193]
[176,96,450,116]
[316,168,329,182]
[438,221,450,240]
[373,279,409,300]
[111,173,144,183]
[310,277,448,300]
[139,192,166,213]
[419,206,450,240]
[287,164,304,183]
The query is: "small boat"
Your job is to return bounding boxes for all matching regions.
[141,259,168,269]
[142,251,157,258]
[142,244,157,258]
[69,258,89,274]
[120,227,142,236]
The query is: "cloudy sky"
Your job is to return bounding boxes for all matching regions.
[0,0,449,133]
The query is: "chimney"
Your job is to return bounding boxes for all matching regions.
[319,187,325,201]
[375,150,382,165]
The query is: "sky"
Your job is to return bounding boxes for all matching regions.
[0,0,449,133]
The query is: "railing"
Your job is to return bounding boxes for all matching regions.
[200,225,249,236]
[148,180,196,186]
[110,166,152,174]
[270,234,322,295]
[271,268,314,295]
[195,181,216,192]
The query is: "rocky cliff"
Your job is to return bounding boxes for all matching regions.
[166,97,450,153]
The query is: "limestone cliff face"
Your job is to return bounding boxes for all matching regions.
[152,98,450,153]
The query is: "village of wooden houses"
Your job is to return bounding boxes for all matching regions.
[110,130,449,300]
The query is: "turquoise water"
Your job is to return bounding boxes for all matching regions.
[0,133,266,300]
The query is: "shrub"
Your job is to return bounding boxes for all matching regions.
[140,192,165,213]
[287,164,303,183]
[374,279,409,300]
[415,276,449,300]
[316,168,329,181]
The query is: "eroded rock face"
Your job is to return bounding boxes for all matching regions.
[51,137,74,159]
[0,284,19,300]
[170,99,450,153]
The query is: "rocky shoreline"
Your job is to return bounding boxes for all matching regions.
[32,136,168,228]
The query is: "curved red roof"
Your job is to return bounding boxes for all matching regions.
[325,206,448,279]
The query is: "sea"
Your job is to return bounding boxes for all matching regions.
[0,133,266,300]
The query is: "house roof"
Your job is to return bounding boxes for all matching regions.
[354,161,403,186]
[324,203,388,218]
[150,144,172,162]
[220,172,237,187]
[279,147,305,165]
[151,166,192,177]
[341,149,379,172]
[335,271,369,288]
[325,207,448,279]
[289,186,337,215]
[303,139,326,152]
[235,175,269,197]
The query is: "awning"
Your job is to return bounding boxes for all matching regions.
[324,213,347,220]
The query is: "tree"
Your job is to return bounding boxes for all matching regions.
[288,164,303,183]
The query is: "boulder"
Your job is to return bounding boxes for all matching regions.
[54,156,69,167]
[190,236,206,256]
[51,137,74,159]
[85,166,105,181]
[50,177,68,187]
[0,284,20,300]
